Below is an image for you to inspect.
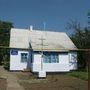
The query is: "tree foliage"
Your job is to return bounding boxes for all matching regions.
[0,20,13,46]
[71,28,90,49]
[67,20,90,69]
[0,20,13,65]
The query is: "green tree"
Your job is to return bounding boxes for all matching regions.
[67,20,90,69]
[0,20,13,66]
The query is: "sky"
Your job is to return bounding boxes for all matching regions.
[0,0,90,35]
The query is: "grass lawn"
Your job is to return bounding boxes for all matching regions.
[67,70,88,80]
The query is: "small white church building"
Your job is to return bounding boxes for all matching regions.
[10,27,77,77]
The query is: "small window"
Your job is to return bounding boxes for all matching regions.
[21,53,28,63]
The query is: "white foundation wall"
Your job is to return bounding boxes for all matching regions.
[10,50,29,70]
[43,63,70,72]
[69,52,77,70]
[32,53,70,72]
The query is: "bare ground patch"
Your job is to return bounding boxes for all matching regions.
[15,72,88,90]
[0,78,7,90]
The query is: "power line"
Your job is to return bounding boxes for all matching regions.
[0,46,90,51]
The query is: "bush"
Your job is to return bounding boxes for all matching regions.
[3,61,10,70]
[3,54,10,70]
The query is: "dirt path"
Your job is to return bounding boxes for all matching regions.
[0,66,24,90]
[0,66,88,90]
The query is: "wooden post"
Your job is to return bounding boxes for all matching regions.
[88,51,90,90]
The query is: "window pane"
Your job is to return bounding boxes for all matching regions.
[55,55,59,63]
[51,54,56,63]
[43,53,59,63]
[21,53,28,63]
[43,55,49,63]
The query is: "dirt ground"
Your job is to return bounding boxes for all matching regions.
[0,78,7,90]
[0,66,88,90]
[15,72,88,90]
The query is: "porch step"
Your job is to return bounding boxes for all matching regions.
[38,71,46,78]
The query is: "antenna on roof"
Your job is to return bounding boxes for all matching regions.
[29,25,33,31]
[43,22,46,30]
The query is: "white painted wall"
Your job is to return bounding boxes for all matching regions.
[69,52,77,70]
[42,53,70,72]
[32,54,42,72]
[32,52,77,78]
[10,50,30,70]
[43,63,70,72]
[10,51,77,72]
[32,53,70,72]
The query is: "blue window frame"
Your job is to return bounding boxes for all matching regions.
[43,53,59,63]
[21,53,28,63]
